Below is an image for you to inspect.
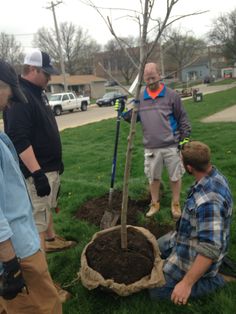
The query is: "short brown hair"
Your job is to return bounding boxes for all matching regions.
[181,141,211,172]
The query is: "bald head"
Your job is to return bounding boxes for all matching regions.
[144,62,161,91]
[144,63,159,73]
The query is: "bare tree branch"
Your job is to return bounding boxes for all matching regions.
[98,62,135,97]
[147,10,208,60]
[107,17,139,70]
[78,0,142,15]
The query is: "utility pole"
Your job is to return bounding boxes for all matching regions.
[46,1,67,91]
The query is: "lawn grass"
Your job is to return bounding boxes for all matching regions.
[51,86,236,313]
[209,78,236,86]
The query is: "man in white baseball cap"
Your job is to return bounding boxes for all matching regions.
[24,49,59,75]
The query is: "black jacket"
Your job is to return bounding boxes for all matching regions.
[3,77,63,178]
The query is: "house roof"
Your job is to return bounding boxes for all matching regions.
[49,74,106,86]
[188,56,209,67]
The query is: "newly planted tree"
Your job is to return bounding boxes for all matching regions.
[82,0,205,249]
[80,4,206,286]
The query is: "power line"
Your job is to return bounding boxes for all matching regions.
[9,33,35,37]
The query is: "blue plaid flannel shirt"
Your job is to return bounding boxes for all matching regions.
[163,167,233,281]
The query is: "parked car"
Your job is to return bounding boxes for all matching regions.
[48,92,90,116]
[96,92,127,107]
[203,75,215,84]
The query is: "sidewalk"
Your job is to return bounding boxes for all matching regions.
[202,105,236,123]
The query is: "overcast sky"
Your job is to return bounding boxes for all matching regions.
[1,0,235,50]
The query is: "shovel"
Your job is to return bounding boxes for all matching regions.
[100,99,126,229]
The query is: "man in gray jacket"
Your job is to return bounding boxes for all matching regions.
[139,63,191,219]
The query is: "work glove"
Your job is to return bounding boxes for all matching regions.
[32,169,51,197]
[0,256,26,300]
[114,99,120,111]
[115,99,126,113]
[59,161,64,175]
[178,137,190,150]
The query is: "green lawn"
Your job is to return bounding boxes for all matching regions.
[167,80,202,89]
[51,86,236,314]
[209,78,236,86]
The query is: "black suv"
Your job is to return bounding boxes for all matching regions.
[96,92,127,107]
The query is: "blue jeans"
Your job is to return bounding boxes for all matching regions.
[149,232,226,300]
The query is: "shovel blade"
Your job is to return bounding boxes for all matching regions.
[100,210,120,230]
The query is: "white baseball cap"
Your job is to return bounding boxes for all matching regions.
[24,49,59,75]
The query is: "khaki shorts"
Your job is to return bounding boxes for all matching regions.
[26,171,60,233]
[144,147,185,183]
[0,250,62,314]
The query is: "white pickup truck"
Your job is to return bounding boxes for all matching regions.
[48,92,90,116]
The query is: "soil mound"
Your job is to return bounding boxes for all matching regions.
[76,190,174,239]
[86,227,154,285]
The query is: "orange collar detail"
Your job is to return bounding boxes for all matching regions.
[147,83,164,99]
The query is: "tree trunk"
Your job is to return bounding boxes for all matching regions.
[120,0,149,249]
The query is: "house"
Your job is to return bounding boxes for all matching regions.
[181,45,228,82]
[221,64,236,78]
[47,74,107,98]
[181,56,212,82]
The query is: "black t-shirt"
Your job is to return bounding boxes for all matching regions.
[3,77,63,178]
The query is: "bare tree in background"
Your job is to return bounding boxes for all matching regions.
[0,32,23,65]
[209,9,236,65]
[162,28,206,80]
[34,22,101,74]
[78,39,101,74]
[82,0,206,248]
[103,37,139,84]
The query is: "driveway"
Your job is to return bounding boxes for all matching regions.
[55,105,118,131]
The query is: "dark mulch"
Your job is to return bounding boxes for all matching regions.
[75,190,174,239]
[86,227,154,285]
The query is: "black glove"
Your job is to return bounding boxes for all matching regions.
[32,169,51,197]
[0,256,26,300]
[59,162,64,175]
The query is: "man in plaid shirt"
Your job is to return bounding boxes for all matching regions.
[150,141,233,305]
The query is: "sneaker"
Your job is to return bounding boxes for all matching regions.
[54,282,71,303]
[146,201,160,217]
[171,201,181,220]
[45,234,77,253]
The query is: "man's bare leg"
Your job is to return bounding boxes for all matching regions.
[170,179,182,219]
[150,179,161,203]
[45,212,55,239]
[146,179,161,217]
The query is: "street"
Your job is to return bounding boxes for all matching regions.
[0,82,236,132]
[55,105,118,131]
[56,82,236,130]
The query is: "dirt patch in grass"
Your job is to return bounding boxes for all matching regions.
[75,190,174,239]
[86,227,154,285]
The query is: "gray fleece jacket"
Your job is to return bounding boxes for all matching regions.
[138,84,191,149]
